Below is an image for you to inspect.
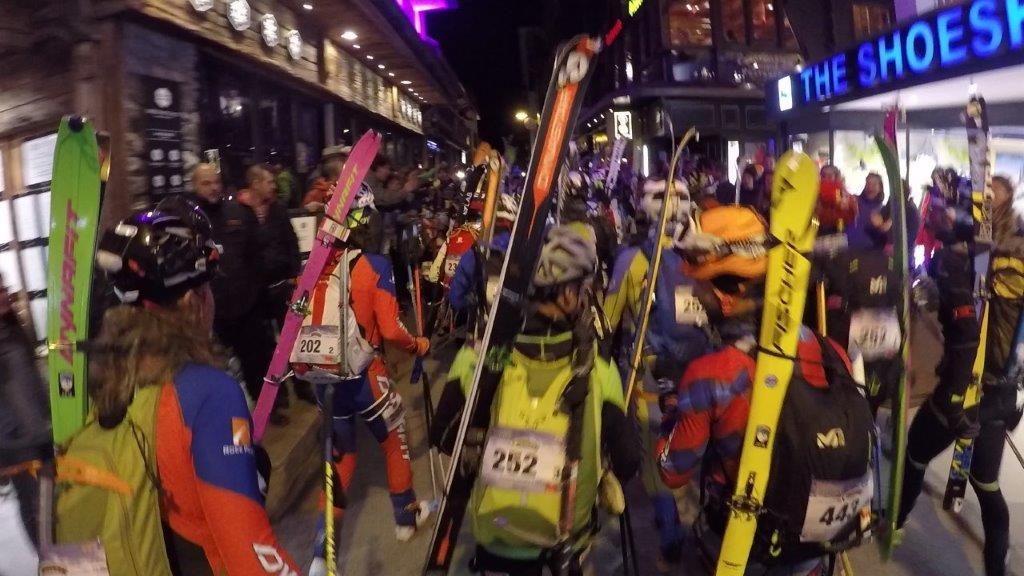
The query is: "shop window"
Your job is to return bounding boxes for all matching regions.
[853,3,893,41]
[722,0,745,44]
[750,0,778,47]
[666,0,711,48]
[0,134,57,342]
[834,130,890,200]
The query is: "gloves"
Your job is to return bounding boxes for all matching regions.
[415,337,431,356]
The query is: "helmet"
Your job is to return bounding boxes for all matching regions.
[96,205,221,305]
[353,182,375,210]
[344,206,384,252]
[563,170,592,199]
[533,222,598,289]
[679,206,768,282]
[495,193,520,224]
[641,178,691,226]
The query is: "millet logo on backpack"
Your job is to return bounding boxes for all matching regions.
[816,428,846,449]
[869,275,887,295]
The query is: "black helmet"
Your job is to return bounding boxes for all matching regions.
[96,203,221,305]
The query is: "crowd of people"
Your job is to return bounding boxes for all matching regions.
[0,132,1022,576]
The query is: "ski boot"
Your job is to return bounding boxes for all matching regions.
[395,500,433,542]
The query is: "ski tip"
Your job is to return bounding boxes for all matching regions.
[67,116,87,132]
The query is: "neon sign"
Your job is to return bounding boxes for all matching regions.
[393,0,455,41]
[774,0,1024,113]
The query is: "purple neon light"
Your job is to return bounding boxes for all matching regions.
[395,0,454,39]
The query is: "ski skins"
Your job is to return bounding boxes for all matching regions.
[422,36,601,575]
[48,116,103,445]
[252,130,381,443]
[874,111,910,557]
[944,95,993,512]
[715,151,819,576]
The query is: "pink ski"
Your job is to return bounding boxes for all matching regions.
[253,130,382,442]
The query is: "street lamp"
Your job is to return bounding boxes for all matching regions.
[514,110,529,122]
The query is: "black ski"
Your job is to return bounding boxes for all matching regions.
[422,35,602,574]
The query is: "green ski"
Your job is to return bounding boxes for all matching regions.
[874,109,909,558]
[47,116,104,445]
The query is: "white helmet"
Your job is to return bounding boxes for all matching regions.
[496,193,520,223]
[640,178,691,225]
[533,223,598,289]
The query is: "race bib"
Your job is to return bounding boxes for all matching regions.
[444,255,461,277]
[481,428,566,493]
[674,286,707,326]
[800,472,874,543]
[291,325,342,365]
[848,308,901,361]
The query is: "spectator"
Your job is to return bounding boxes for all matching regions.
[816,164,858,236]
[273,163,297,208]
[303,153,346,213]
[848,172,890,250]
[188,164,286,422]
[305,144,351,193]
[0,279,50,575]
[364,158,394,204]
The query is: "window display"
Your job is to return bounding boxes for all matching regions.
[666,0,711,48]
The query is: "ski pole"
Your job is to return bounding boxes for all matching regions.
[413,267,441,501]
[323,380,338,576]
[623,128,698,404]
[1006,431,1024,471]
[620,503,640,576]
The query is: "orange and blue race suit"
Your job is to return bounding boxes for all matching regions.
[308,250,420,527]
[156,363,298,576]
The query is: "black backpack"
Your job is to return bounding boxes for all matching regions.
[753,333,879,566]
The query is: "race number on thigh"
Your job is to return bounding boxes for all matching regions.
[291,325,342,365]
[848,308,900,361]
[481,428,566,493]
[800,472,874,543]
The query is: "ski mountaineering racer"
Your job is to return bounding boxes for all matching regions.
[430,223,641,575]
[55,200,299,575]
[286,185,434,576]
[899,173,1024,576]
[602,177,712,569]
[657,204,877,575]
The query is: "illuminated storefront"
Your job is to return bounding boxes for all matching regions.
[0,0,474,341]
[770,0,1024,205]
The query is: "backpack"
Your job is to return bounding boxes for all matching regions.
[826,250,901,361]
[753,333,877,566]
[470,349,605,555]
[51,384,173,576]
[291,250,375,381]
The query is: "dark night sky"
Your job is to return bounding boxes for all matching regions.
[428,0,606,149]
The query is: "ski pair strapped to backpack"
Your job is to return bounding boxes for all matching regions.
[874,108,912,558]
[422,35,603,575]
[252,130,381,443]
[715,151,820,576]
[944,95,995,512]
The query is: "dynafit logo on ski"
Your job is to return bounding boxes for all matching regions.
[330,165,360,222]
[59,200,80,366]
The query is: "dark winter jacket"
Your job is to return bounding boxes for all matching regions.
[259,201,301,286]
[847,192,887,250]
[190,195,263,322]
[0,312,51,467]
